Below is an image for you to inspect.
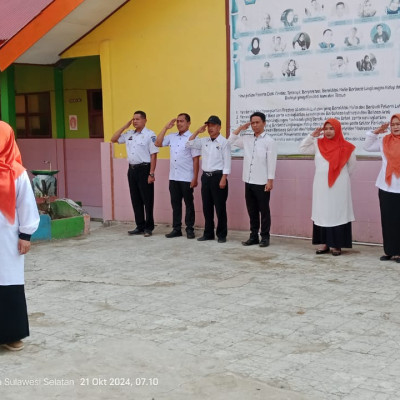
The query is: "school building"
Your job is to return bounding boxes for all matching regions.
[0,0,382,243]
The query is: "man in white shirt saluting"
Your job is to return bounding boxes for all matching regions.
[186,116,231,243]
[111,111,158,237]
[155,113,200,239]
[228,111,277,247]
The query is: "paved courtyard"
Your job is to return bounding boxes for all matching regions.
[1,222,399,399]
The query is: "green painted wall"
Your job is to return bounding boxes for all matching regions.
[63,89,90,138]
[63,56,102,139]
[0,66,16,129]
[11,57,101,139]
[14,65,54,92]
[63,56,101,90]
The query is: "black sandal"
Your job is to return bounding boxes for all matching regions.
[379,255,392,261]
[316,247,329,254]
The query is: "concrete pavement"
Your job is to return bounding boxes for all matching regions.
[1,222,399,399]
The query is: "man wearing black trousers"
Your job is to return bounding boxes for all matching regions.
[111,111,158,237]
[186,116,231,243]
[228,111,277,247]
[155,113,200,239]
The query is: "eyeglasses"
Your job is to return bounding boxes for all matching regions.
[391,123,400,127]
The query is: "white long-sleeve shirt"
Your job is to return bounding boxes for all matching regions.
[363,130,400,193]
[186,135,231,175]
[299,134,356,227]
[0,171,40,285]
[228,131,277,184]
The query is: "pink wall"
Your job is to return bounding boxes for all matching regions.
[63,139,103,218]
[17,139,66,197]
[18,138,103,218]
[17,140,383,243]
[102,141,383,244]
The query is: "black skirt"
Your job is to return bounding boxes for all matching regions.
[312,222,352,248]
[0,285,29,344]
[379,189,400,256]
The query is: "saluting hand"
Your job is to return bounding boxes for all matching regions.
[239,122,251,131]
[311,127,323,137]
[123,119,133,130]
[373,122,389,135]
[232,122,251,136]
[194,124,207,135]
[165,119,176,130]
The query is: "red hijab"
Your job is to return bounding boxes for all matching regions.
[0,121,25,224]
[382,114,400,186]
[317,118,355,187]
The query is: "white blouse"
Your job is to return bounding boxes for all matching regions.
[299,135,356,227]
[0,171,40,285]
[363,131,400,194]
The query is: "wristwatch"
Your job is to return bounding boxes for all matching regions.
[149,173,155,177]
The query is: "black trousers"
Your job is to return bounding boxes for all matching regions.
[201,173,228,239]
[127,164,154,232]
[245,183,271,239]
[379,189,400,256]
[169,180,195,232]
[0,285,29,344]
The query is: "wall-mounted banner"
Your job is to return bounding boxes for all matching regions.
[229,0,400,155]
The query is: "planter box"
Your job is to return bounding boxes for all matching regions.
[51,216,85,239]
[32,208,90,242]
[31,215,52,241]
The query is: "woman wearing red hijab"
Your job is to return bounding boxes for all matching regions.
[364,114,400,262]
[0,121,39,351]
[299,118,356,256]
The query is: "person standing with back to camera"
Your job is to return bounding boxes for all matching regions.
[363,114,400,262]
[0,121,40,351]
[299,118,356,256]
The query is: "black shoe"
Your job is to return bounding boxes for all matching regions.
[197,236,214,241]
[379,255,392,261]
[242,238,259,246]
[186,231,195,239]
[259,238,270,247]
[316,247,329,254]
[218,237,226,243]
[128,228,144,235]
[165,230,182,238]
